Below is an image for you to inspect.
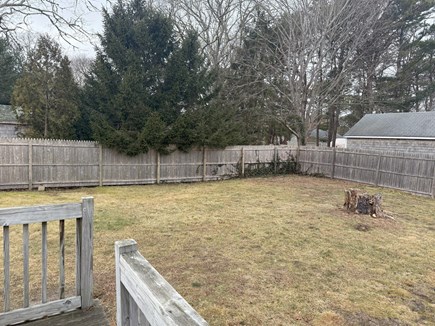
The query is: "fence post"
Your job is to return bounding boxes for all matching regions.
[375,153,382,186]
[99,145,103,187]
[274,147,278,174]
[296,145,301,170]
[80,197,94,309]
[241,148,245,177]
[431,161,435,199]
[156,150,161,184]
[28,142,33,190]
[115,239,137,326]
[202,147,207,181]
[331,147,336,179]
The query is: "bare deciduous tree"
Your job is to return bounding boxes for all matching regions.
[70,54,92,86]
[243,0,390,146]
[161,0,257,70]
[0,1,110,45]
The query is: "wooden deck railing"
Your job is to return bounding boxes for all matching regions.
[0,197,94,325]
[115,239,208,326]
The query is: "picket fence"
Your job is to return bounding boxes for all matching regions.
[0,138,434,197]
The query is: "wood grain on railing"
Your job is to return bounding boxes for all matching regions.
[115,239,208,326]
[0,197,94,325]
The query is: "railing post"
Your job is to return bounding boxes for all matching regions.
[115,239,138,326]
[80,197,94,309]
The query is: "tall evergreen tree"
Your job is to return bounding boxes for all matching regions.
[84,0,219,155]
[12,35,79,139]
[0,38,20,105]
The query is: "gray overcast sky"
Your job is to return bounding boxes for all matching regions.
[24,0,111,58]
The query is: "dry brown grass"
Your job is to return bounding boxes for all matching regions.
[1,175,435,325]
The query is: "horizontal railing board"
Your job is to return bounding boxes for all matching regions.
[120,251,208,326]
[0,296,81,326]
[0,203,82,226]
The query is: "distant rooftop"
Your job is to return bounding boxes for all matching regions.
[0,104,18,123]
[309,129,342,140]
[344,111,435,139]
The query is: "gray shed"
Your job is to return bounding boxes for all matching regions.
[344,111,435,153]
[0,105,22,138]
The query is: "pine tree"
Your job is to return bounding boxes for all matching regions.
[84,0,219,155]
[0,39,21,105]
[12,35,79,139]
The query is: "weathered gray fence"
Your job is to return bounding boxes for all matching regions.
[299,147,435,197]
[1,138,434,197]
[115,239,208,326]
[0,138,295,190]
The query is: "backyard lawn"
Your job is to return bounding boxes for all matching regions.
[1,175,434,325]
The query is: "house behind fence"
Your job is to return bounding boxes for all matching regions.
[0,105,23,138]
[345,111,435,153]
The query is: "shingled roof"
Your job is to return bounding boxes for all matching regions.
[0,104,18,123]
[344,111,435,139]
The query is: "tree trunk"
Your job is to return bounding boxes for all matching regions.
[44,105,49,138]
[344,189,384,218]
[316,125,320,147]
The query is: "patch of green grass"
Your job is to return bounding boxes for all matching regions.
[0,175,434,325]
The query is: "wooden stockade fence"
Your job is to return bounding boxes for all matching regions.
[115,240,208,326]
[0,197,94,325]
[299,147,435,198]
[0,138,434,197]
[0,138,295,190]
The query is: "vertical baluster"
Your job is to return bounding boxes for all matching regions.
[23,224,30,308]
[59,220,65,299]
[41,222,47,303]
[3,226,10,312]
[75,218,82,296]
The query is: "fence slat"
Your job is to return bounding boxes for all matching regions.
[432,161,435,199]
[23,224,30,308]
[28,142,33,190]
[3,226,10,312]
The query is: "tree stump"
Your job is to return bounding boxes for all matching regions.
[344,189,384,218]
